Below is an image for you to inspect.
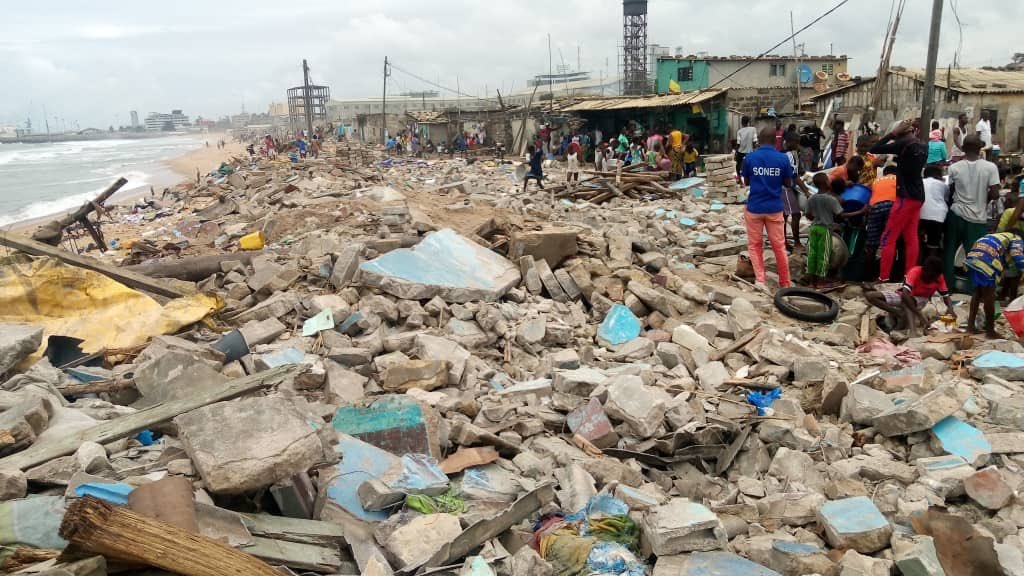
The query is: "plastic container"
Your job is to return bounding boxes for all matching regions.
[239,231,265,250]
[1004,296,1024,337]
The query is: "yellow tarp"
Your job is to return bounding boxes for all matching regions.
[0,256,222,360]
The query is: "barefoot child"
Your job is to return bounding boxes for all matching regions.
[865,256,955,336]
[804,174,844,287]
[965,231,1024,337]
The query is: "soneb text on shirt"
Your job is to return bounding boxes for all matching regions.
[751,166,783,177]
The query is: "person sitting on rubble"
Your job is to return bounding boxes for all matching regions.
[804,175,846,288]
[523,144,545,193]
[865,256,956,337]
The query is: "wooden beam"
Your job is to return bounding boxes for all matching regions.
[60,497,283,576]
[125,253,257,282]
[0,365,297,471]
[0,229,189,300]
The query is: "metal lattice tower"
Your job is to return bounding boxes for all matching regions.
[622,0,648,95]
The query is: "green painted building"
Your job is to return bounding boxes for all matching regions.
[656,59,711,93]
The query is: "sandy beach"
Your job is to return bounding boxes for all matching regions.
[5,133,244,234]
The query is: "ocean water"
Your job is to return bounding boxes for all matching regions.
[0,135,204,227]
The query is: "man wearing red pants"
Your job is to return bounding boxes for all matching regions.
[870,120,929,281]
[742,127,794,288]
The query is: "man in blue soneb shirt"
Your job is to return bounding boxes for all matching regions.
[742,126,795,288]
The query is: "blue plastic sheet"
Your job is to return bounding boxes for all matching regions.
[136,429,155,446]
[74,482,134,505]
[597,305,641,347]
[747,388,782,416]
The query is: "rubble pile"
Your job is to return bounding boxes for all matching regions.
[0,142,1022,576]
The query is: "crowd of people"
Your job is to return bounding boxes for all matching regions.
[738,113,1024,337]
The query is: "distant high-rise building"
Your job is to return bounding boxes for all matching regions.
[130,110,139,128]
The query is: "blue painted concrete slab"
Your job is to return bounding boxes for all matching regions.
[972,350,1024,369]
[259,347,305,368]
[597,304,641,348]
[818,496,888,534]
[682,551,782,576]
[359,228,520,302]
[932,416,991,466]
[302,308,335,336]
[323,434,396,522]
[669,177,706,190]
[74,482,133,505]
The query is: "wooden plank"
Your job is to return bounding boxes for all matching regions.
[0,230,189,300]
[241,536,342,573]
[0,366,297,471]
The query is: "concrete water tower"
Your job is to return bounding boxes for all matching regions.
[622,0,649,96]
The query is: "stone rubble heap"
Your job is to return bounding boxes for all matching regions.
[0,142,1021,576]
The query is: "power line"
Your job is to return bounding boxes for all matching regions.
[386,61,500,105]
[948,0,963,68]
[706,0,853,91]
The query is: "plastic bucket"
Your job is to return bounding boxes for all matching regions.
[1004,296,1024,337]
[212,329,250,362]
[239,231,265,250]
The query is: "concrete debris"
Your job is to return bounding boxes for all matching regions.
[1,138,1019,576]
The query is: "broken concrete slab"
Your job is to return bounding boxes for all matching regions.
[132,350,229,407]
[768,540,836,576]
[971,350,1024,380]
[841,384,895,425]
[325,361,368,405]
[359,228,520,303]
[330,243,365,289]
[642,498,727,555]
[816,496,892,553]
[174,397,324,494]
[0,324,43,375]
[653,552,781,576]
[604,375,667,438]
[930,416,991,467]
[872,384,963,437]
[892,535,945,576]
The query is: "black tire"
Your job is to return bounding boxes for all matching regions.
[773,287,840,323]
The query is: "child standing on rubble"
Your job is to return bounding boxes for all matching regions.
[523,144,545,192]
[566,137,581,183]
[965,231,1024,336]
[804,175,845,287]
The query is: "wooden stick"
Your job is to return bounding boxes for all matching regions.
[56,378,136,396]
[0,365,297,471]
[60,497,282,576]
[31,178,127,245]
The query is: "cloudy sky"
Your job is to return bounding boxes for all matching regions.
[0,0,1017,129]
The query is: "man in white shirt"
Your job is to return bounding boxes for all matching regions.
[944,135,1001,287]
[735,115,758,182]
[975,110,993,152]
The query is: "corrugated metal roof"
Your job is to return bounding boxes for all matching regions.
[559,89,728,112]
[406,110,449,123]
[806,77,877,100]
[891,68,1024,94]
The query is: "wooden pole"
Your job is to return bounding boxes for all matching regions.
[125,252,257,281]
[60,497,283,576]
[31,177,127,246]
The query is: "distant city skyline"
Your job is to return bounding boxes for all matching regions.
[1,0,1018,128]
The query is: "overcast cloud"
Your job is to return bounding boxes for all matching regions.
[0,0,1017,129]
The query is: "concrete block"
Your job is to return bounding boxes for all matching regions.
[672,324,711,352]
[332,394,440,458]
[769,540,837,576]
[507,228,578,268]
[0,469,27,500]
[566,398,618,448]
[793,357,829,383]
[548,349,580,370]
[175,398,324,494]
[695,361,730,391]
[415,334,469,386]
[838,550,894,576]
[552,367,607,396]
[554,269,581,301]
[643,499,727,555]
[727,297,761,336]
[841,384,895,425]
[964,466,1014,510]
[892,535,946,576]
[382,360,449,392]
[238,316,287,346]
[816,496,892,553]
[520,256,543,294]
[970,350,1024,380]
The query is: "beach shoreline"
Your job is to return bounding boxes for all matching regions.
[3,133,245,235]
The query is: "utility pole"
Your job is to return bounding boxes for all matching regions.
[919,0,943,143]
[381,56,389,145]
[548,33,554,109]
[302,59,314,138]
[790,11,801,116]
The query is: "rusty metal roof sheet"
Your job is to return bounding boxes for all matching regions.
[892,68,1024,94]
[559,89,728,112]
